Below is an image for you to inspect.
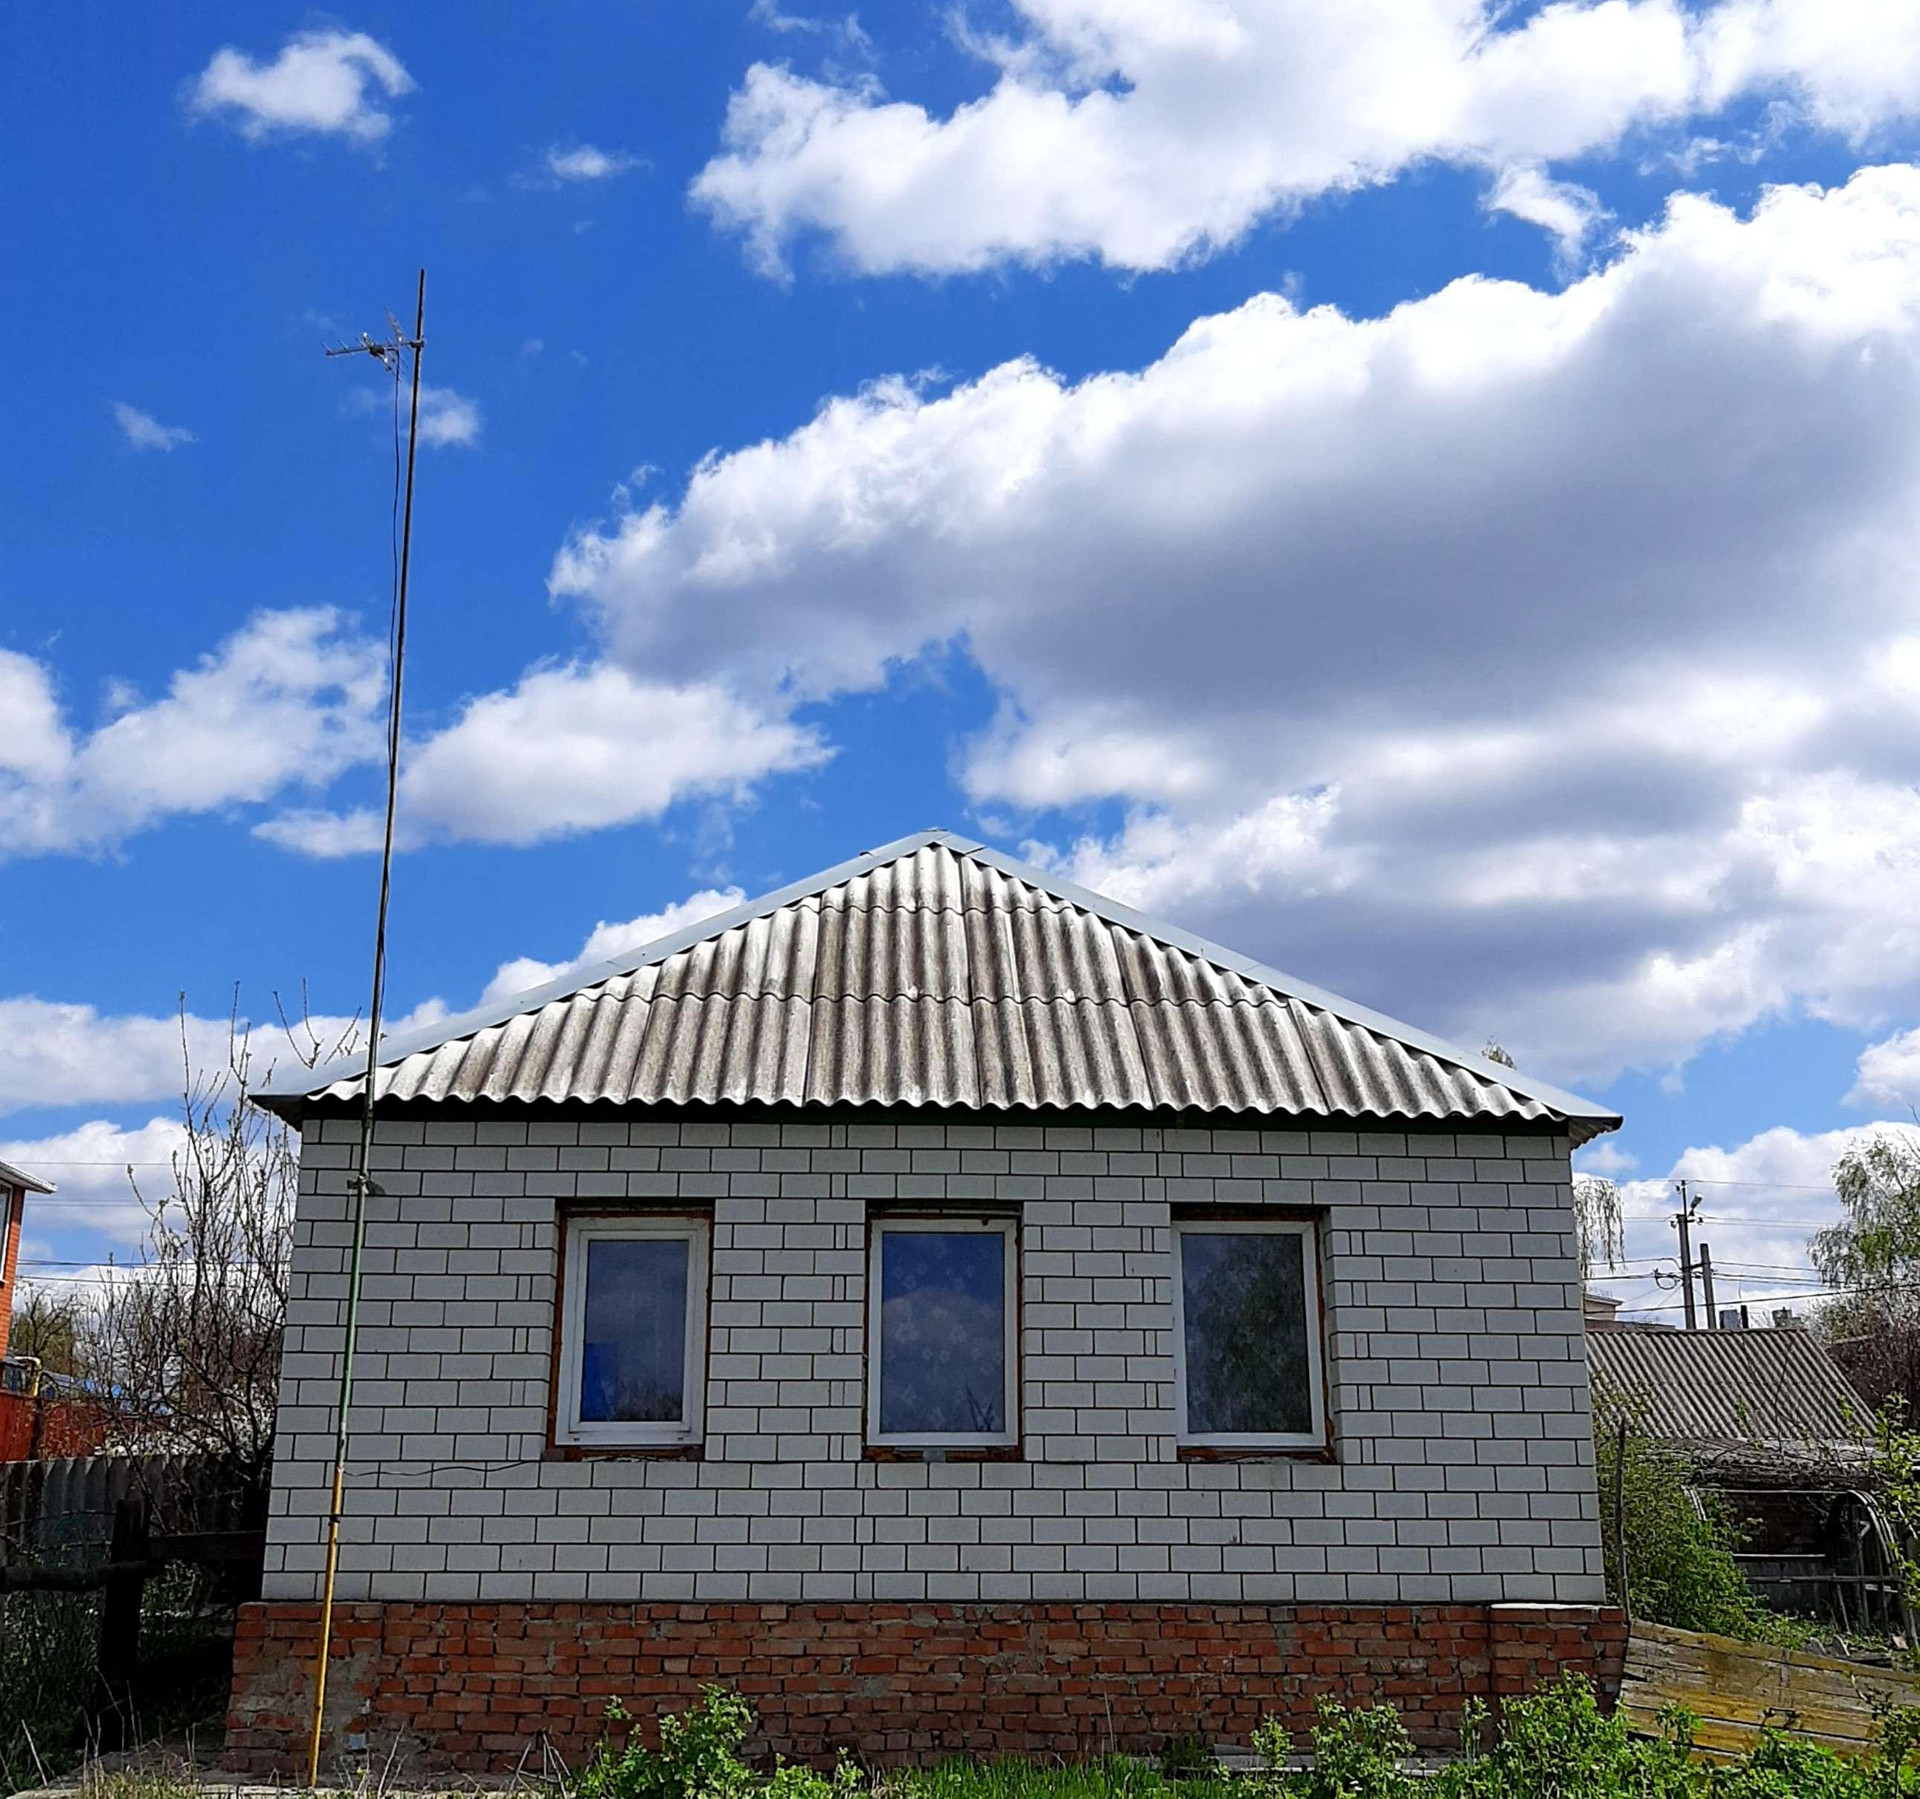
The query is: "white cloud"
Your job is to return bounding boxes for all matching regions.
[481,887,747,1004]
[0,1001,225,1117]
[693,0,1920,276]
[1601,1122,1920,1324]
[1574,1140,1638,1177]
[1485,166,1609,265]
[546,145,646,182]
[0,989,452,1119]
[1848,1026,1920,1110]
[1,1118,191,1250]
[188,28,413,144]
[415,386,483,448]
[112,402,196,452]
[0,609,386,859]
[260,661,827,855]
[547,166,1920,1084]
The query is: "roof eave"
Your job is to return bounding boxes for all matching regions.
[0,1158,55,1195]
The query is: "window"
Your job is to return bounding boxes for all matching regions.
[556,1217,708,1447]
[1172,1219,1326,1448]
[866,1217,1018,1447]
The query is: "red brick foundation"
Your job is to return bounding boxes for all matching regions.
[224,1600,1627,1775]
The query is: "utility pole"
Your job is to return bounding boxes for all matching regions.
[1671,1180,1700,1331]
[307,270,426,1789]
[1698,1241,1718,1330]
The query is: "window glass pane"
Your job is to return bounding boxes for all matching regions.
[578,1236,690,1424]
[877,1230,1007,1436]
[1180,1230,1313,1436]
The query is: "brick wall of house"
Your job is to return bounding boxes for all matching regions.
[225,1598,1629,1773]
[0,1184,23,1361]
[260,1112,1603,1607]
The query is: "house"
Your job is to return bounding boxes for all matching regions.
[228,829,1627,1772]
[0,1157,54,1362]
[1585,1325,1911,1636]
[1582,1290,1624,1332]
[1585,1325,1873,1459]
[0,1157,71,1461]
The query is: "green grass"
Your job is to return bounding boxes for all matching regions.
[0,1564,238,1794]
[876,1760,1238,1799]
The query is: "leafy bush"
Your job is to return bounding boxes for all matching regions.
[1592,1382,1779,1639]
[579,1682,1920,1799]
[576,1685,864,1799]
[1438,1674,1697,1798]
[1258,1674,1920,1799]
[1257,1698,1419,1798]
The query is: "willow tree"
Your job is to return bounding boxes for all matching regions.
[1812,1132,1920,1416]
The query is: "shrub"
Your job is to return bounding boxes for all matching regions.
[576,1686,863,1799]
[1593,1383,1777,1639]
[1440,1673,1697,1798]
[577,1682,1920,1799]
[1258,1698,1421,1798]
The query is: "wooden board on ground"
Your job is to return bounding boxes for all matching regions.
[1620,1619,1920,1759]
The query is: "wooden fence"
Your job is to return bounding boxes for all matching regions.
[0,1453,266,1751]
[1621,1619,1920,1759]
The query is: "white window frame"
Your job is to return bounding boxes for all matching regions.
[1171,1217,1327,1450]
[866,1215,1020,1449]
[556,1215,709,1448]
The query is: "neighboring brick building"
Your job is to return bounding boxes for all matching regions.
[0,1157,54,1363]
[231,830,1626,1773]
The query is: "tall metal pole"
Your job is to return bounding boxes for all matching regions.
[1672,1180,1698,1332]
[307,269,425,1789]
[1698,1242,1718,1330]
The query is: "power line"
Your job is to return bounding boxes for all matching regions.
[1621,1276,1916,1316]
[8,1160,179,1169]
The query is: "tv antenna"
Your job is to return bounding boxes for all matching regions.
[307,269,426,1790]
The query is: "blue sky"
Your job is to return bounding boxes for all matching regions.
[6,1,1920,1320]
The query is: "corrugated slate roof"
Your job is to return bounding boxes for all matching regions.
[261,830,1620,1140]
[1586,1328,1871,1448]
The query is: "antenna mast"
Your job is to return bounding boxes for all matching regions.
[307,268,426,1788]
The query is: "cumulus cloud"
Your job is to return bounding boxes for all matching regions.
[0,609,387,859]
[188,28,413,144]
[1485,166,1610,266]
[0,990,453,1119]
[1849,1026,1920,1110]
[548,166,1920,1084]
[1597,1122,1920,1323]
[1,1117,191,1250]
[260,662,827,855]
[693,0,1920,276]
[415,386,483,448]
[546,144,646,182]
[112,402,196,452]
[481,887,746,1003]
[0,1000,225,1117]
[348,382,482,448]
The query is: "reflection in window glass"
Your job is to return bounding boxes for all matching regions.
[1179,1229,1313,1437]
[876,1229,1007,1437]
[578,1235,690,1423]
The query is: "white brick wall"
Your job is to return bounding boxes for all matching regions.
[263,1114,1604,1607]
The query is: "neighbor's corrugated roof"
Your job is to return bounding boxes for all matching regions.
[261,830,1620,1140]
[1587,1328,1871,1448]
[0,1159,54,1196]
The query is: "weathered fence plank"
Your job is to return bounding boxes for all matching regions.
[1621,1619,1920,1759]
[0,1454,254,1574]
